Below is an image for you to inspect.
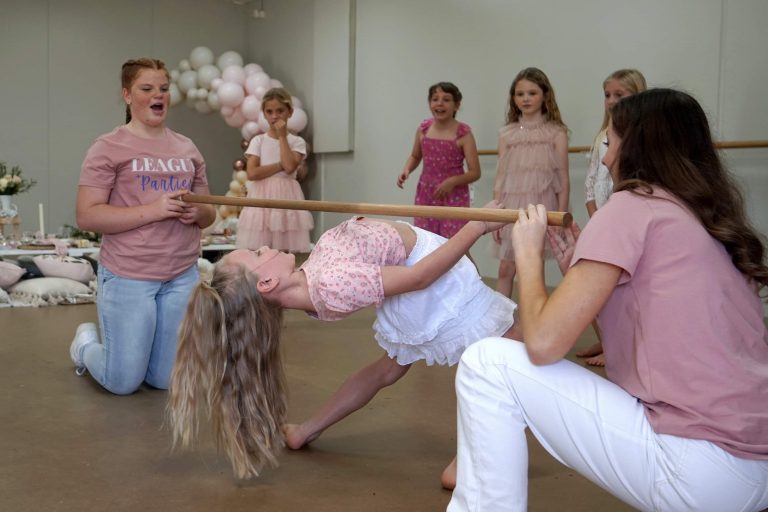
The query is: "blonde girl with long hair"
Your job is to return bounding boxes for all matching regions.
[168,204,520,480]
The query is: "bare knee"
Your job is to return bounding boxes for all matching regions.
[376,356,411,387]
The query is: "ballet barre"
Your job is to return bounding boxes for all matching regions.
[181,194,573,227]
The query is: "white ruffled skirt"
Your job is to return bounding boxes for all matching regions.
[374,225,517,366]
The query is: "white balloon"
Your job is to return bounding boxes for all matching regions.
[170,69,180,82]
[217,51,244,71]
[243,63,264,76]
[177,70,198,94]
[178,59,191,71]
[235,170,248,184]
[211,78,223,91]
[240,96,262,121]
[187,87,199,99]
[221,65,246,85]
[195,100,212,114]
[257,113,270,133]
[245,72,271,95]
[229,180,243,193]
[270,78,284,89]
[185,94,197,108]
[287,107,308,133]
[241,121,260,140]
[207,91,221,111]
[169,83,182,106]
[224,109,246,128]
[196,64,221,89]
[291,96,303,109]
[189,46,215,70]
[217,82,245,108]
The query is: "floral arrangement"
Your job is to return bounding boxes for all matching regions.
[0,161,36,195]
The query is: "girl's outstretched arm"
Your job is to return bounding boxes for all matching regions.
[397,128,423,188]
[380,201,506,296]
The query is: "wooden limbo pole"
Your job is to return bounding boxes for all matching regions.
[182,194,573,227]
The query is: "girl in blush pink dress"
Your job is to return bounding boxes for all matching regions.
[237,88,313,252]
[492,67,569,298]
[397,82,480,238]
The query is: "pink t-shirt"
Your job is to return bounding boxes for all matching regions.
[300,218,406,321]
[79,126,208,280]
[572,188,768,460]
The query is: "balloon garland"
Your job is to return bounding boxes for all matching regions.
[169,47,310,228]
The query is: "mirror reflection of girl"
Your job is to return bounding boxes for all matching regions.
[168,203,521,481]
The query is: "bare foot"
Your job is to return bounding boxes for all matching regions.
[585,353,605,367]
[441,456,457,490]
[576,342,603,358]
[282,423,320,450]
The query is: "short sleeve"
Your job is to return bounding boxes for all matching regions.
[456,122,471,140]
[245,135,263,157]
[79,139,116,189]
[313,262,384,319]
[289,135,307,157]
[571,191,651,285]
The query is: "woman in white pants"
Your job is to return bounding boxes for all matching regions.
[448,89,768,512]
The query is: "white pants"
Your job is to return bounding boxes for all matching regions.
[448,338,768,512]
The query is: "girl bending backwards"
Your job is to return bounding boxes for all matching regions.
[168,203,520,480]
[397,82,481,237]
[448,89,768,512]
[492,67,569,298]
[579,68,647,367]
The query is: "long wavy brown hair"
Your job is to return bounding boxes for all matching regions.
[611,88,768,293]
[506,67,565,127]
[167,263,287,478]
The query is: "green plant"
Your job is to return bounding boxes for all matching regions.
[0,161,36,195]
[63,224,102,243]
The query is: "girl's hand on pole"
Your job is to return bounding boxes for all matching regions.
[479,199,508,233]
[511,204,548,263]
[153,191,187,220]
[547,222,581,275]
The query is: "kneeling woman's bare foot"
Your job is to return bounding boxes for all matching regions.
[282,423,320,450]
[441,456,457,490]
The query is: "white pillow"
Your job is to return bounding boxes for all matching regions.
[33,255,95,284]
[9,277,94,307]
[0,287,10,307]
[0,261,26,290]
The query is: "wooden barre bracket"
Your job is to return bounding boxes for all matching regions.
[182,194,573,227]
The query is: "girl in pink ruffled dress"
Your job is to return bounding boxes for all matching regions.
[397,82,480,237]
[492,67,569,297]
[237,88,313,252]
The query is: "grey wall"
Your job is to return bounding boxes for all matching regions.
[2,0,766,284]
[248,0,768,281]
[0,0,249,233]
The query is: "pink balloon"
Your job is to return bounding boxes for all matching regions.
[211,77,224,90]
[257,113,270,133]
[270,78,284,89]
[220,105,234,117]
[241,121,260,140]
[253,85,268,100]
[217,82,245,108]
[224,109,246,128]
[243,63,264,76]
[291,96,303,109]
[240,95,262,121]
[287,107,308,133]
[245,72,271,95]
[221,65,246,85]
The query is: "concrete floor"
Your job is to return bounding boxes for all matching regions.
[0,299,635,512]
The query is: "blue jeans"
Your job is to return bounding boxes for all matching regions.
[82,264,198,395]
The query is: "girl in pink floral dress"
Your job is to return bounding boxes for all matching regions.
[397,82,480,237]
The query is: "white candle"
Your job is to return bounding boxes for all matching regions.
[38,203,45,238]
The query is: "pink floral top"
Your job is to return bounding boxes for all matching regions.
[300,218,407,320]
